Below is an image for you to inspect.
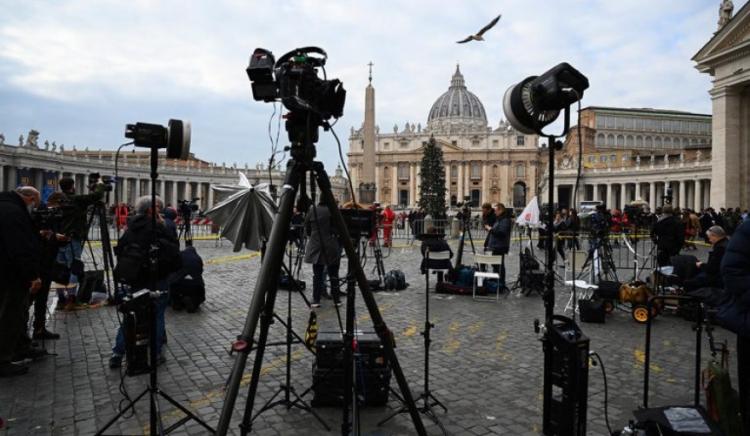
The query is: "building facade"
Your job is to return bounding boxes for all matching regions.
[0,130,349,209]
[547,107,713,211]
[347,66,541,210]
[694,0,750,209]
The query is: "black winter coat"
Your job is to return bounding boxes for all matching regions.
[721,219,750,308]
[0,191,41,287]
[652,215,684,254]
[487,214,511,255]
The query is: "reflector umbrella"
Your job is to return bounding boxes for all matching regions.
[204,173,277,252]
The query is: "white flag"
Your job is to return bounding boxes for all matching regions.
[515,196,541,228]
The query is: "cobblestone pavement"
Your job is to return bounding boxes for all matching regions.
[0,238,738,435]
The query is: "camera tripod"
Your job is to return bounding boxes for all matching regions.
[580,234,618,282]
[82,197,116,302]
[176,212,193,244]
[360,232,386,289]
[215,113,426,436]
[96,140,214,436]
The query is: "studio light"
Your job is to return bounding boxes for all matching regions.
[125,119,191,159]
[503,63,589,135]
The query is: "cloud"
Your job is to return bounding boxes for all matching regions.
[0,0,742,168]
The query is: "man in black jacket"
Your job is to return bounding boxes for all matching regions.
[651,205,685,266]
[57,177,104,282]
[683,226,728,291]
[486,203,512,285]
[0,187,42,377]
[720,219,750,430]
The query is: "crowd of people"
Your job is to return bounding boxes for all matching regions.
[0,175,206,377]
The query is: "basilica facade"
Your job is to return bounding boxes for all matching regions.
[347,66,541,210]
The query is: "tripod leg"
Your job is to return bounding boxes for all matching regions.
[313,164,427,436]
[215,163,302,436]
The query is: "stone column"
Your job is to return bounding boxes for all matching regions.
[185,181,192,201]
[457,163,463,201]
[592,184,600,201]
[0,165,5,191]
[391,166,398,206]
[606,183,613,208]
[464,162,470,198]
[34,169,44,192]
[710,87,746,209]
[619,183,627,209]
[374,165,381,203]
[649,182,656,211]
[207,183,214,209]
[7,167,16,189]
[635,183,641,201]
[122,177,129,205]
[415,165,421,203]
[694,180,702,211]
[409,164,416,206]
[444,163,451,206]
[481,163,488,205]
[159,180,166,204]
[679,180,686,209]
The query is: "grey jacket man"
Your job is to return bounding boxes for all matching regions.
[304,205,340,265]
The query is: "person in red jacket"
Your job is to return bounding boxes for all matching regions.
[381,204,396,247]
[115,203,129,230]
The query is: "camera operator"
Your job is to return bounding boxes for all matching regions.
[651,205,685,267]
[163,206,178,239]
[553,209,568,263]
[57,177,106,282]
[587,204,611,254]
[485,203,512,283]
[30,192,70,340]
[0,187,42,377]
[169,240,205,313]
[304,201,342,308]
[109,195,181,369]
[289,205,305,249]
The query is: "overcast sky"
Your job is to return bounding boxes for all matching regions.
[0,0,741,170]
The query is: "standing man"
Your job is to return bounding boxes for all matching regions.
[719,218,750,431]
[57,177,105,282]
[480,202,496,252]
[0,187,42,377]
[651,205,685,267]
[304,202,342,308]
[486,203,512,287]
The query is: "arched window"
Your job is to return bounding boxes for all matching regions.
[515,164,525,178]
[451,165,458,178]
[470,162,481,179]
[492,165,498,177]
[596,133,605,146]
[664,137,672,148]
[626,135,634,147]
[636,136,643,147]
[655,137,662,147]
[607,134,615,146]
[645,136,653,147]
[616,135,625,147]
[513,182,526,209]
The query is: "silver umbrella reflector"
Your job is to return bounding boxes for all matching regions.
[204,173,277,252]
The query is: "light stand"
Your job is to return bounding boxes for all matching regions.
[96,131,214,436]
[503,63,590,436]
[378,247,447,434]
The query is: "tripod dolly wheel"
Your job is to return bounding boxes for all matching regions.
[632,305,651,324]
[602,300,615,314]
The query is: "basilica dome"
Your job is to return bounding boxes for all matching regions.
[427,65,488,131]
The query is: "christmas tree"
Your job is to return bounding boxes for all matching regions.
[418,135,447,218]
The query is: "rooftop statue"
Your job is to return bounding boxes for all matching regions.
[719,0,734,29]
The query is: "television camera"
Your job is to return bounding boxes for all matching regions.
[31,207,64,231]
[247,47,346,146]
[624,203,651,230]
[178,198,200,218]
[87,172,115,192]
[456,196,472,224]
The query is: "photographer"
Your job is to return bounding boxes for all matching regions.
[57,177,106,282]
[31,192,69,340]
[169,240,205,313]
[651,205,685,267]
[109,195,181,369]
[485,203,512,283]
[0,187,42,377]
[304,201,342,308]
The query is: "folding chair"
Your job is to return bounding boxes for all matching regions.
[563,250,598,313]
[473,254,504,302]
[423,249,452,291]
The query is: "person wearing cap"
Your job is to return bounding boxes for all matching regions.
[684,225,728,291]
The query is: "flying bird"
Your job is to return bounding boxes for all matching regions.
[457,14,502,44]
